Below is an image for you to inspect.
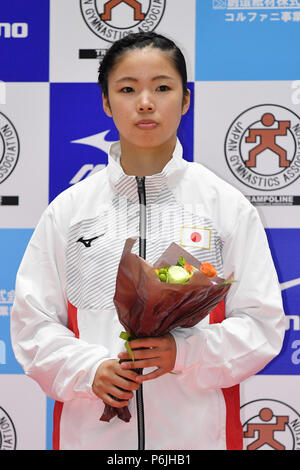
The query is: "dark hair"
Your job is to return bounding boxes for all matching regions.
[98,32,188,97]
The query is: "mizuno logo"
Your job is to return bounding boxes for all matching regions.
[77,234,104,247]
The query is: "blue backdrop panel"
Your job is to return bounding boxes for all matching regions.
[0,229,33,374]
[196,0,300,81]
[259,228,300,375]
[49,83,117,202]
[0,0,50,82]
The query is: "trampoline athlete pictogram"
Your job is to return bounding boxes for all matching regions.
[245,113,290,169]
[100,0,145,21]
[241,399,300,450]
[225,104,300,191]
[80,0,166,43]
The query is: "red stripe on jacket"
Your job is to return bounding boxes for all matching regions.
[52,301,79,450]
[209,299,243,450]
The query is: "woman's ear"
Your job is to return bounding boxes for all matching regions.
[102,93,113,117]
[181,89,191,116]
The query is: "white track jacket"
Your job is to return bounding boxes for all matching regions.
[11,140,285,450]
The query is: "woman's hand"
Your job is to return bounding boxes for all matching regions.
[92,359,140,408]
[117,333,177,383]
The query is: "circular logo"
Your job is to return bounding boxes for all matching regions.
[190,232,202,243]
[241,399,300,450]
[80,0,166,43]
[0,112,20,185]
[0,407,17,450]
[225,104,300,191]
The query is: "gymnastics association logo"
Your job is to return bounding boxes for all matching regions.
[0,112,20,185]
[0,112,20,206]
[80,0,166,43]
[241,399,300,450]
[0,406,17,450]
[225,104,300,191]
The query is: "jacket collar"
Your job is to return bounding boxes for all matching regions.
[106,139,188,203]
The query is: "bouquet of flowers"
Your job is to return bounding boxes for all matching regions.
[100,237,234,423]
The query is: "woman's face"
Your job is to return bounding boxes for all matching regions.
[102,47,190,152]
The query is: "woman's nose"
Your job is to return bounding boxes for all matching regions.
[137,94,155,113]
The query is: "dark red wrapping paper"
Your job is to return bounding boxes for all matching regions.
[100,237,233,423]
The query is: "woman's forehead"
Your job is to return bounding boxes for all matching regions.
[109,47,179,80]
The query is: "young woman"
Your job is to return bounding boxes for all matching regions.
[11,32,285,450]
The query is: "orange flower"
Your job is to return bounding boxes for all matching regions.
[200,262,217,277]
[184,263,193,274]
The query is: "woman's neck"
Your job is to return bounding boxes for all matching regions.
[119,138,177,176]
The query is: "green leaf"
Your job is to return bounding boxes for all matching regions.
[119,331,136,363]
[221,280,236,285]
[176,256,186,268]
[120,331,131,341]
[125,341,135,363]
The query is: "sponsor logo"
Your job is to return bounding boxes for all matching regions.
[225,104,300,191]
[70,164,106,185]
[0,289,15,316]
[0,289,15,303]
[0,406,17,450]
[241,399,300,450]
[212,0,227,8]
[0,22,28,39]
[213,0,300,9]
[77,234,105,247]
[263,229,300,372]
[284,314,300,366]
[285,315,300,331]
[69,130,111,184]
[71,129,112,154]
[291,340,300,365]
[0,112,20,185]
[180,227,211,249]
[80,0,166,43]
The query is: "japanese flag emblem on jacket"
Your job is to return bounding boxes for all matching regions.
[180,227,211,249]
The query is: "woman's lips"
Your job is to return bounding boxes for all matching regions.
[136,120,158,130]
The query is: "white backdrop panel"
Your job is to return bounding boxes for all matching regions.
[0,83,49,228]
[50,0,196,83]
[0,374,46,450]
[194,80,300,228]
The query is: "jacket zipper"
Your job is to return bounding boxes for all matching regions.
[135,176,146,450]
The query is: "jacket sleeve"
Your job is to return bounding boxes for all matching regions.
[10,204,112,402]
[171,200,286,390]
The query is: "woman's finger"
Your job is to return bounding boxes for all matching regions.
[120,357,162,370]
[113,373,140,391]
[101,392,129,408]
[109,384,134,400]
[136,367,164,382]
[118,348,158,361]
[129,337,160,349]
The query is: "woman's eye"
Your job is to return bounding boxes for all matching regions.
[157,85,170,92]
[121,87,134,93]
